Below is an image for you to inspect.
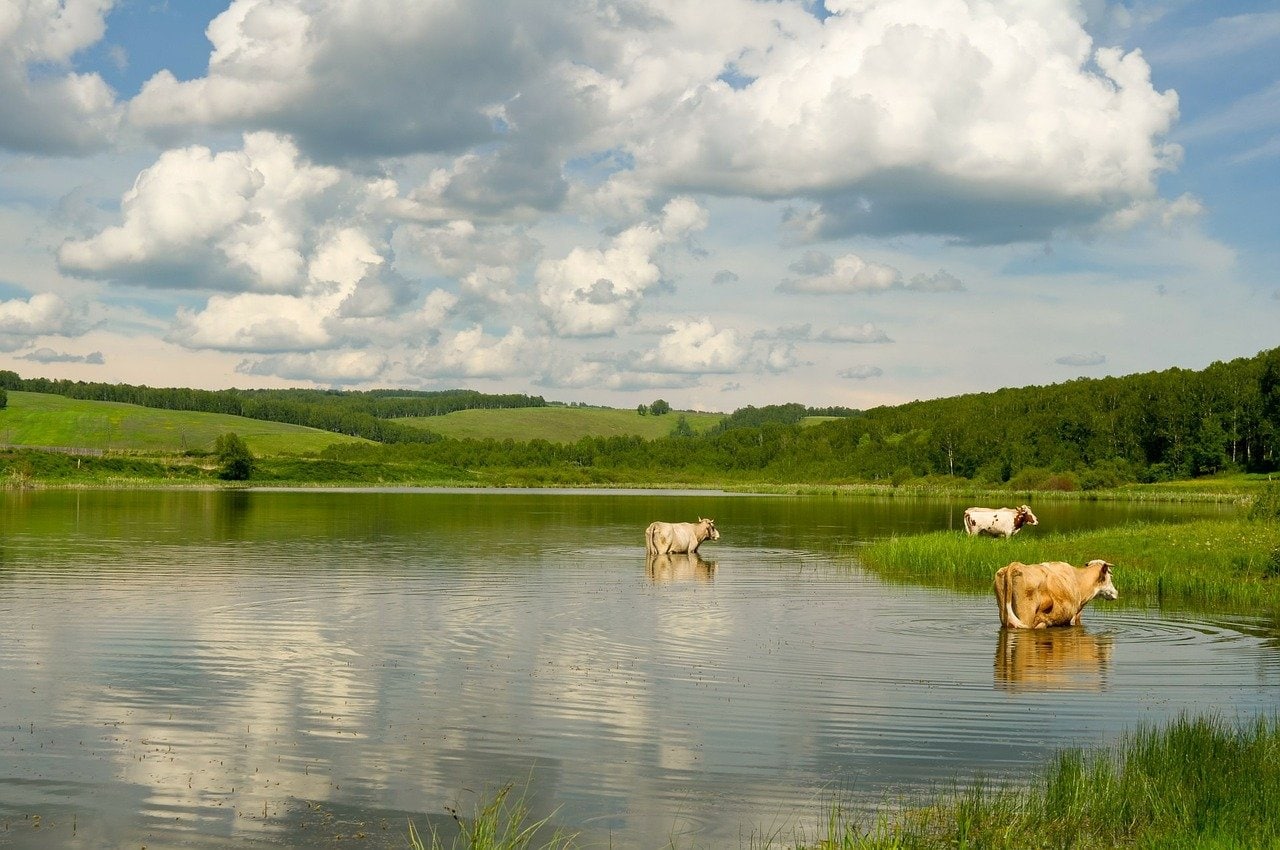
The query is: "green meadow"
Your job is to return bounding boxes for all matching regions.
[393,405,724,442]
[0,390,368,456]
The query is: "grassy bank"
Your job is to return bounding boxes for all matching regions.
[856,518,1280,615]
[822,714,1280,849]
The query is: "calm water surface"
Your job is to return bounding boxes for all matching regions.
[0,490,1274,848]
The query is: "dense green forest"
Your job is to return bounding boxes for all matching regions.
[316,347,1280,487]
[3,346,1279,488]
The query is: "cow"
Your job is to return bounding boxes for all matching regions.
[963,504,1038,538]
[645,517,720,554]
[993,559,1118,629]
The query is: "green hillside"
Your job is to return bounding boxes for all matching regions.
[0,391,368,455]
[395,405,725,442]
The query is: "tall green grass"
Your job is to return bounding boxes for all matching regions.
[817,715,1280,849]
[408,784,575,850]
[856,519,1280,615]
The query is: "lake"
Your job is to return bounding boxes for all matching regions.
[1,489,1275,848]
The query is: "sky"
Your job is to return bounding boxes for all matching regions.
[0,0,1276,412]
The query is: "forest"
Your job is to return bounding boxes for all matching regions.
[3,346,1279,488]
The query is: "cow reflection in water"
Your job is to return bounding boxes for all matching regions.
[995,628,1114,693]
[646,551,717,584]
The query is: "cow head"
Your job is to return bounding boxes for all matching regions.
[1016,505,1039,528]
[699,517,720,540]
[1088,560,1118,600]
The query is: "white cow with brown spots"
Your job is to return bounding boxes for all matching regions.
[964,505,1038,538]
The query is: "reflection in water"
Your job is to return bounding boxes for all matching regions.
[646,551,717,583]
[994,627,1114,692]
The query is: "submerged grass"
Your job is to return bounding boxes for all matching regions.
[856,518,1280,616]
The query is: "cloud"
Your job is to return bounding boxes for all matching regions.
[712,269,739,285]
[1056,351,1107,367]
[0,293,94,350]
[818,323,893,343]
[120,0,1179,244]
[18,347,104,365]
[412,325,536,380]
[638,3,1180,242]
[838,365,884,380]
[238,350,388,385]
[535,197,707,336]
[634,318,747,374]
[779,251,902,294]
[0,1,121,154]
[907,270,965,293]
[58,133,361,292]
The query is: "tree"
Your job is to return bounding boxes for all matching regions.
[214,432,255,480]
[670,415,694,437]
[649,399,671,416]
[637,403,648,416]
[0,388,6,409]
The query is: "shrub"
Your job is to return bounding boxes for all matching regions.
[214,432,254,481]
[1250,482,1280,521]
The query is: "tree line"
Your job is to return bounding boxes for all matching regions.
[3,346,1278,486]
[319,347,1280,486]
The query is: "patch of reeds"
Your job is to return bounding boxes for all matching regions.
[408,784,576,850]
[856,519,1280,615]
[812,714,1280,849]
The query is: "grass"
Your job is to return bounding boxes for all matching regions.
[0,391,367,455]
[393,406,725,442]
[408,784,575,850]
[815,714,1280,849]
[856,518,1280,616]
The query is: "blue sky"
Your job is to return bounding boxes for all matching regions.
[0,0,1276,411]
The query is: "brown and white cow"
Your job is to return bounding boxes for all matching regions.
[645,517,720,554]
[993,559,1118,629]
[963,504,1038,538]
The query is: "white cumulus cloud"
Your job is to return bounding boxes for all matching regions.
[0,0,121,154]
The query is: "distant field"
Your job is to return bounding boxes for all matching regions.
[395,405,726,442]
[0,391,369,455]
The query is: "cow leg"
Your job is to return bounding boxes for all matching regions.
[1003,566,1034,629]
[994,568,1011,627]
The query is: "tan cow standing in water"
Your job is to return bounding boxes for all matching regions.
[993,559,1118,628]
[645,517,720,554]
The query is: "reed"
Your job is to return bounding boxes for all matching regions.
[814,714,1280,849]
[408,784,576,850]
[856,519,1280,615]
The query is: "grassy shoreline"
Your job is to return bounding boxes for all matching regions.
[856,517,1280,616]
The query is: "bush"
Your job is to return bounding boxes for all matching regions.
[214,432,254,481]
[1250,483,1280,521]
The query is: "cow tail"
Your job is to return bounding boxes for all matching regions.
[963,513,975,534]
